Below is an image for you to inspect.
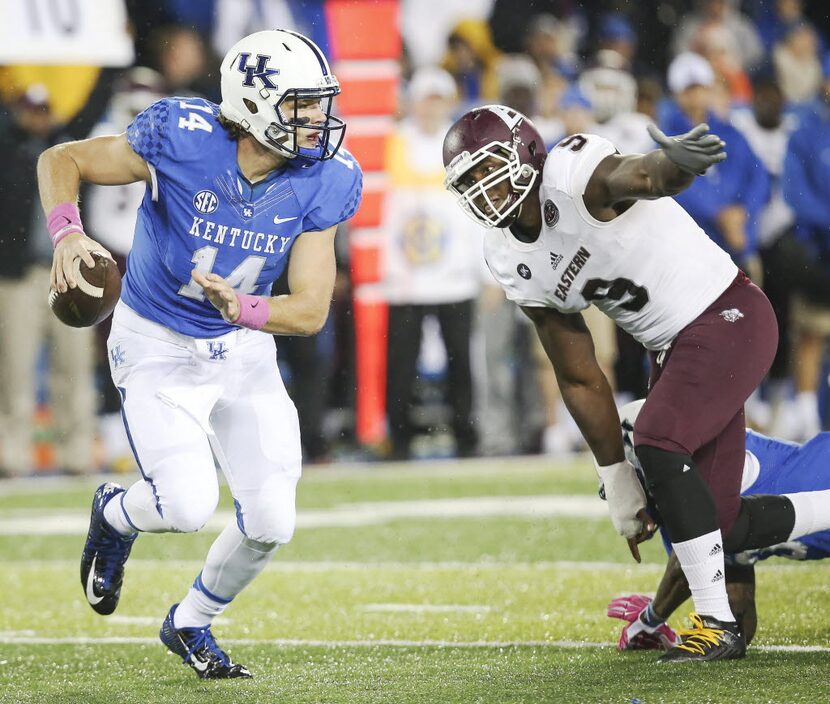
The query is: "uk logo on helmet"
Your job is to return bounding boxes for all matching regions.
[237,53,280,89]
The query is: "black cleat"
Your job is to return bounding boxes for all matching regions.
[658,613,746,663]
[160,604,252,680]
[80,482,137,615]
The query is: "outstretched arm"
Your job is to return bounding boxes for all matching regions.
[584,124,727,214]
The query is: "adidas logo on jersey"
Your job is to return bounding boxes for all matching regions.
[709,543,722,556]
[550,252,563,270]
[712,569,724,583]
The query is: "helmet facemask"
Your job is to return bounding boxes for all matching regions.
[445,142,538,229]
[263,85,346,161]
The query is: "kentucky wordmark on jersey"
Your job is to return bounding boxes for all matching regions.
[124,97,362,337]
[484,133,737,351]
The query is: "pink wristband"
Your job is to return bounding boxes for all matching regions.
[233,293,269,330]
[47,203,84,248]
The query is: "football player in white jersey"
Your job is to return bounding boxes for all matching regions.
[38,30,362,679]
[443,105,789,662]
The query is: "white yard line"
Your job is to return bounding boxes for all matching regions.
[0,635,825,653]
[0,495,605,535]
[362,604,492,614]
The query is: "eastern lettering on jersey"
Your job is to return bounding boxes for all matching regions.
[544,199,559,227]
[193,190,219,214]
[553,246,591,302]
[550,252,563,270]
[236,53,279,89]
[517,263,532,280]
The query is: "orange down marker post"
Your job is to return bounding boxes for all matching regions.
[325,0,400,445]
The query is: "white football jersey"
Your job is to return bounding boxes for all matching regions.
[484,134,738,350]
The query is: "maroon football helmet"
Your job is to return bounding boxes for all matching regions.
[443,105,547,228]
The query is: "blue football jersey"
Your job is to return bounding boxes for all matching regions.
[123,97,362,337]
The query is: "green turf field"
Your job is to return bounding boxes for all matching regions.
[1,456,828,703]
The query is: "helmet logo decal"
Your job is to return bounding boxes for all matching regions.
[487,105,523,130]
[237,53,280,89]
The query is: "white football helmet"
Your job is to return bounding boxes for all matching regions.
[219,29,345,160]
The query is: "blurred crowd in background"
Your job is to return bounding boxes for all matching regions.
[1,0,830,475]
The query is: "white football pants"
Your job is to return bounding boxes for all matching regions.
[107,302,301,545]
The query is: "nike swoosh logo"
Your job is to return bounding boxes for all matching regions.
[273,215,298,225]
[85,556,105,605]
[189,654,209,672]
[250,300,259,308]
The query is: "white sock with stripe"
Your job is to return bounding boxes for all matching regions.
[671,528,735,623]
[785,490,830,540]
[102,491,138,536]
[173,522,279,629]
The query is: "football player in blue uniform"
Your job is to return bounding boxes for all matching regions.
[37,30,362,679]
[608,400,830,652]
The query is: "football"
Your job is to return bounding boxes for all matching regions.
[48,252,122,328]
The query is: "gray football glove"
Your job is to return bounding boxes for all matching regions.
[646,122,727,175]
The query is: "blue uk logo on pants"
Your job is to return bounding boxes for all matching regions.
[207,341,228,361]
[110,345,126,368]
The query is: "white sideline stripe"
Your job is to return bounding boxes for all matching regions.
[0,636,826,653]
[362,604,492,614]
[0,495,605,535]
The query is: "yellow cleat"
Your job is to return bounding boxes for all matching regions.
[658,612,746,663]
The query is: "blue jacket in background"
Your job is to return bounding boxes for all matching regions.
[781,104,830,262]
[659,103,770,261]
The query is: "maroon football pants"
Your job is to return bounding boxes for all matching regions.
[633,272,778,535]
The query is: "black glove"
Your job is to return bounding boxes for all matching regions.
[647,123,727,175]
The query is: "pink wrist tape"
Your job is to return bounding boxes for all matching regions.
[233,293,269,330]
[47,203,84,248]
